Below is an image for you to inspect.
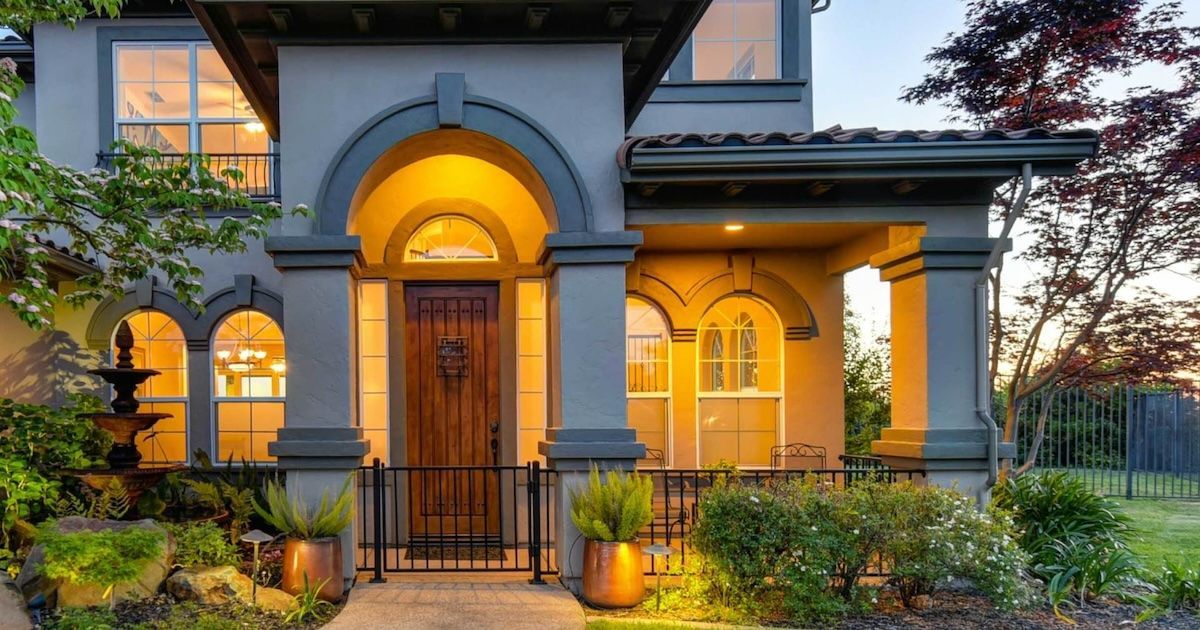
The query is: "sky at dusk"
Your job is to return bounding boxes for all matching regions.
[811,0,1200,344]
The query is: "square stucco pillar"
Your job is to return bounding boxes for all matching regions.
[265,235,369,589]
[869,237,1015,503]
[538,231,645,593]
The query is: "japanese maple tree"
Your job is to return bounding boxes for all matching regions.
[0,1,304,329]
[903,0,1200,473]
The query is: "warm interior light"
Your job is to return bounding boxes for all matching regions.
[216,350,231,361]
[243,120,266,134]
[227,362,251,373]
[270,358,286,374]
[724,224,745,232]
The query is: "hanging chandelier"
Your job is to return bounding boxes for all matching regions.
[217,345,267,373]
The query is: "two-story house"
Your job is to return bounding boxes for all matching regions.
[0,0,1096,588]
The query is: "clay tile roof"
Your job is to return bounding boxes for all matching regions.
[618,125,1099,168]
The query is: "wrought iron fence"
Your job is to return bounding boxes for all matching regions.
[95,152,280,201]
[634,465,927,576]
[1010,385,1200,499]
[355,460,557,581]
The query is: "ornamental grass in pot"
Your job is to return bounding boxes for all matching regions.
[569,466,654,608]
[253,475,353,603]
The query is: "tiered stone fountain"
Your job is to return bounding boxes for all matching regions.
[65,320,186,505]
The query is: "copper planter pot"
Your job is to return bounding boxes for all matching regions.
[582,539,645,608]
[282,537,343,602]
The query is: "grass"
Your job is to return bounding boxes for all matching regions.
[1117,498,1200,567]
[1042,467,1200,499]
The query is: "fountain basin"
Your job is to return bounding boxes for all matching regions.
[64,464,187,506]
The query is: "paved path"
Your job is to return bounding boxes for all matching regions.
[323,574,586,630]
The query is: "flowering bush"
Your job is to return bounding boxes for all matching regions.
[688,475,1032,624]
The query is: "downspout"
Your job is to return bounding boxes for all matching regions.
[976,162,1033,489]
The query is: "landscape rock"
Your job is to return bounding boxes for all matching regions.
[15,517,175,609]
[166,565,294,613]
[0,575,32,630]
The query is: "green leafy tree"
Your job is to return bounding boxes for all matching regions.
[843,302,891,455]
[0,1,306,329]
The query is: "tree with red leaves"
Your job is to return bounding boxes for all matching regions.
[904,0,1200,474]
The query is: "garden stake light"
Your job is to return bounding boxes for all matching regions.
[241,529,275,605]
[643,543,675,611]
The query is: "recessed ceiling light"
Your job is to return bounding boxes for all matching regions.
[724,224,744,232]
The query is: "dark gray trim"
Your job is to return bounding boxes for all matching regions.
[539,427,645,463]
[96,26,208,152]
[435,73,465,128]
[538,230,643,268]
[870,236,1007,282]
[649,79,807,103]
[269,427,369,464]
[622,137,1099,183]
[264,235,364,269]
[196,284,285,339]
[314,93,594,234]
[86,278,285,350]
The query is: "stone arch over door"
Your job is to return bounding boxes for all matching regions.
[315,81,594,236]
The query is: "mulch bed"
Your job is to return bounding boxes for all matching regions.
[34,594,342,630]
[838,592,1200,629]
[586,590,1200,629]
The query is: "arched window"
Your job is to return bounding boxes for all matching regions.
[116,310,188,463]
[626,297,671,466]
[697,295,781,467]
[212,310,285,462]
[405,215,497,261]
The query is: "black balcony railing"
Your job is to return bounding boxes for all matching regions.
[95,152,280,202]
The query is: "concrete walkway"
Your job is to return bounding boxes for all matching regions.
[323,574,586,630]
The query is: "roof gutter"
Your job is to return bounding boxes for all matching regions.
[975,162,1032,491]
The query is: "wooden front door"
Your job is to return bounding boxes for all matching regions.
[404,284,500,538]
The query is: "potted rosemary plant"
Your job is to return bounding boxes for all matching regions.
[253,475,353,602]
[569,465,654,608]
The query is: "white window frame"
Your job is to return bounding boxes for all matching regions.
[694,296,784,469]
[690,0,784,81]
[404,214,499,263]
[210,310,285,466]
[357,278,391,465]
[113,310,190,464]
[625,296,673,467]
[111,41,264,154]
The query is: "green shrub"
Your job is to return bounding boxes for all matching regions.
[0,395,110,472]
[1139,560,1200,620]
[165,521,240,567]
[568,466,653,543]
[37,522,166,608]
[993,471,1139,616]
[688,477,1031,624]
[993,471,1131,568]
[45,605,118,630]
[253,475,353,540]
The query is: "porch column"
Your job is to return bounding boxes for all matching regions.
[264,235,369,588]
[538,231,645,593]
[869,237,1015,502]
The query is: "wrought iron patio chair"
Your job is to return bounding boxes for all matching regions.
[770,442,828,471]
[642,448,688,546]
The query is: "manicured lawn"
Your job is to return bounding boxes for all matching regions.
[1117,498,1200,566]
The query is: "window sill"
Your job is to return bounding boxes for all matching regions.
[649,79,808,103]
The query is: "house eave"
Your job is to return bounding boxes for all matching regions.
[621,137,1100,184]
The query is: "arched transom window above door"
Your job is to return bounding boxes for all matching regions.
[405,215,498,262]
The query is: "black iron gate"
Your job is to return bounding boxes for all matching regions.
[356,460,558,581]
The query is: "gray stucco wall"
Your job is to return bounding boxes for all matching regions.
[276,44,628,235]
[30,18,283,301]
[13,86,35,132]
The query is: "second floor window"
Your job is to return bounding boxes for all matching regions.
[114,42,268,156]
[693,0,779,80]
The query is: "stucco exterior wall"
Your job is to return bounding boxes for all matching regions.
[631,249,845,467]
[0,283,103,406]
[13,86,35,133]
[276,44,628,235]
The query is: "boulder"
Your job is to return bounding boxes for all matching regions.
[0,575,31,630]
[15,517,175,609]
[166,565,294,613]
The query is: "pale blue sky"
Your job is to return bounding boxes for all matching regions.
[812,0,1200,341]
